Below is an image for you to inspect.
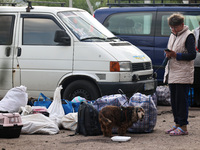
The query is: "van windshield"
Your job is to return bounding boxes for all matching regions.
[58,11,117,41]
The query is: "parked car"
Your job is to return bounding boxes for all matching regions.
[0,2,156,100]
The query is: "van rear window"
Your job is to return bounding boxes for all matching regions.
[0,15,14,45]
[103,12,153,35]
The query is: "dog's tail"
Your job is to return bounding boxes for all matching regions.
[99,113,112,125]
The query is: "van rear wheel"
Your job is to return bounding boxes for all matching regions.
[63,80,100,100]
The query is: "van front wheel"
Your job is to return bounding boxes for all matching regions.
[63,80,100,100]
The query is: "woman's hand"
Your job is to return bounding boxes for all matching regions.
[165,50,177,58]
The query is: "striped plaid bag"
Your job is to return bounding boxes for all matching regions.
[155,85,171,106]
[127,92,157,133]
[91,94,128,112]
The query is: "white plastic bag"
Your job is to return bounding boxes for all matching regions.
[61,113,78,130]
[48,85,65,128]
[111,136,131,142]
[21,114,59,135]
[19,105,33,116]
[0,85,28,112]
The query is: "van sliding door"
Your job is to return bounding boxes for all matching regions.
[0,14,16,97]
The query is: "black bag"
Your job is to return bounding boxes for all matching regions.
[76,101,102,136]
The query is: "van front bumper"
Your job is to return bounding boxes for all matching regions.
[97,79,157,97]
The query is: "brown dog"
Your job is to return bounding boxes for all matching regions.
[99,105,145,137]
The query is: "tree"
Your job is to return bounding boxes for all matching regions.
[1,0,195,12]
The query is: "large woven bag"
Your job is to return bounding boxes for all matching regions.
[127,92,157,133]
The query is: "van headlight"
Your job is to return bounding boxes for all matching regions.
[110,61,131,72]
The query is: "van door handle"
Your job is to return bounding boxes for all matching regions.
[17,47,22,57]
[5,47,11,57]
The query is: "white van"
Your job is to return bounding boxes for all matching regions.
[0,4,156,100]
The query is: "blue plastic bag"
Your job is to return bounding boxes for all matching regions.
[72,102,80,112]
[33,93,52,108]
[62,99,73,115]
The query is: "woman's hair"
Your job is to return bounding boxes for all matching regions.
[168,13,184,26]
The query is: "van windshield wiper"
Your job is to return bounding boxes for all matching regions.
[80,37,107,41]
[107,37,119,40]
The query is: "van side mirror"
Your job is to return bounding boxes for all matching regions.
[54,30,71,46]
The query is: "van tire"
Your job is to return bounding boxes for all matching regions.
[63,80,100,100]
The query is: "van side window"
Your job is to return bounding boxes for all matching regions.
[160,13,200,36]
[103,12,153,35]
[23,17,62,45]
[184,14,200,31]
[0,15,14,45]
[161,15,171,36]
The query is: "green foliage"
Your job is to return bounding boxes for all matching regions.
[152,0,183,3]
[0,0,196,13]
[105,0,184,3]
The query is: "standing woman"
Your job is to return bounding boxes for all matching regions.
[164,13,196,136]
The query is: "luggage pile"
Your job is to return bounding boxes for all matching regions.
[91,92,157,133]
[0,85,158,138]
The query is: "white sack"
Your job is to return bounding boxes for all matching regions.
[19,105,33,116]
[0,85,28,112]
[61,113,78,130]
[21,113,59,135]
[48,85,65,128]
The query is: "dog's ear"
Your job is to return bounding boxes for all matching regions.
[136,107,144,113]
[136,106,142,113]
